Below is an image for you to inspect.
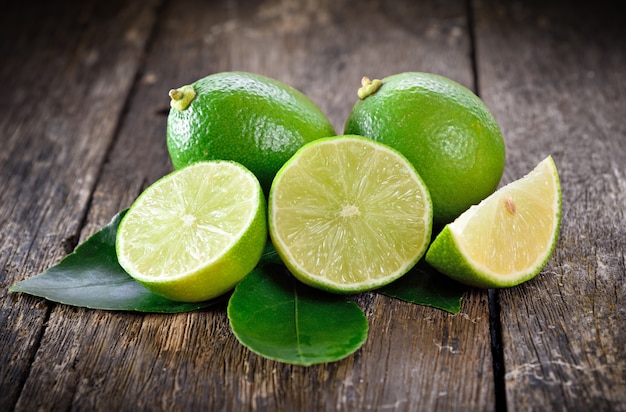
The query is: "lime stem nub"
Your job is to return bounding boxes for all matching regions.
[357,77,382,100]
[169,85,196,110]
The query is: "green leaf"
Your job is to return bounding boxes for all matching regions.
[9,210,223,313]
[227,265,369,366]
[378,260,468,314]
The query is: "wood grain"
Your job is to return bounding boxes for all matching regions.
[474,0,626,410]
[0,0,161,408]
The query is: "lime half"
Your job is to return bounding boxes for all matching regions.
[425,156,561,288]
[269,135,433,293]
[116,161,267,302]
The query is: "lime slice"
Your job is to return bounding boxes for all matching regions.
[425,156,561,288]
[116,161,267,302]
[268,135,433,293]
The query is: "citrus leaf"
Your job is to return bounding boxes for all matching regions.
[377,260,468,314]
[227,265,368,366]
[9,210,224,312]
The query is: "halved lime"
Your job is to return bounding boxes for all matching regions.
[425,156,561,288]
[268,135,433,293]
[116,161,267,302]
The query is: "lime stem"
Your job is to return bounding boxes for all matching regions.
[169,85,196,110]
[357,77,382,100]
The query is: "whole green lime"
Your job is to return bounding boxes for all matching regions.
[344,73,506,225]
[167,71,335,193]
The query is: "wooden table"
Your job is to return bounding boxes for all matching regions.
[2,0,624,410]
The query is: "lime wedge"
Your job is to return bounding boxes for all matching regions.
[269,135,433,293]
[425,156,561,288]
[116,161,267,302]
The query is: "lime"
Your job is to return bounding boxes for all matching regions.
[344,72,506,225]
[269,135,433,293]
[425,156,561,288]
[167,71,336,193]
[116,161,267,302]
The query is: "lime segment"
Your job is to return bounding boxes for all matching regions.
[116,161,267,302]
[425,156,561,288]
[269,135,433,293]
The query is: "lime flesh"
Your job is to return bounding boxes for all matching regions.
[269,135,433,293]
[425,156,561,288]
[116,161,267,302]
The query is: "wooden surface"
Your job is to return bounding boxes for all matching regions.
[1,0,624,410]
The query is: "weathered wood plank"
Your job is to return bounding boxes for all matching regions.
[11,0,495,410]
[0,0,162,409]
[474,0,626,410]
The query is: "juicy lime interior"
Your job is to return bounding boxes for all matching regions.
[117,161,262,282]
[269,136,432,292]
[449,156,560,276]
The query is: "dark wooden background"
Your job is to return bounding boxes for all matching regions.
[1,0,624,410]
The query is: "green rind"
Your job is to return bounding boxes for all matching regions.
[167,71,336,194]
[425,156,562,289]
[269,135,433,294]
[116,161,268,302]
